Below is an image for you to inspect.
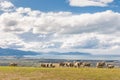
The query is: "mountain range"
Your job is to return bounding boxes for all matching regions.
[0,48,40,57]
[0,48,91,58]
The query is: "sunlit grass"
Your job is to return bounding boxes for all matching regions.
[0,66,120,80]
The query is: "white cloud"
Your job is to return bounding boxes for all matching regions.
[0,31,25,49]
[0,1,14,11]
[32,10,120,35]
[0,1,120,54]
[1,6,119,35]
[68,0,114,7]
[60,33,120,49]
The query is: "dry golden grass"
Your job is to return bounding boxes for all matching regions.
[0,66,120,80]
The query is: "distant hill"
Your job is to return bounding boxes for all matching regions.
[0,48,91,58]
[45,52,91,55]
[62,52,91,55]
[0,48,40,57]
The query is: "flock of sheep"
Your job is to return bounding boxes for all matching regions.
[9,61,115,68]
[40,62,115,68]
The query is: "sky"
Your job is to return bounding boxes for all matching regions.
[0,0,120,55]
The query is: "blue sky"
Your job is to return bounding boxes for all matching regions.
[12,0,120,13]
[0,0,120,55]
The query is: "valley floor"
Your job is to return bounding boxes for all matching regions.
[0,67,120,80]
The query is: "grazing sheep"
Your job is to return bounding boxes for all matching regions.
[107,64,114,68]
[74,62,83,68]
[59,62,66,67]
[59,62,83,68]
[49,63,55,68]
[40,63,47,67]
[82,62,91,67]
[69,62,74,67]
[96,62,106,68]
[40,63,55,68]
[65,62,71,67]
[9,63,18,67]
[46,64,49,67]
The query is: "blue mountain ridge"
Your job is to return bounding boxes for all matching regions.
[0,48,91,57]
[46,52,91,55]
[0,48,40,57]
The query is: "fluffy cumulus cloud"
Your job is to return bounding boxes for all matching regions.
[0,1,120,54]
[61,33,120,49]
[68,0,114,7]
[0,0,14,11]
[27,10,120,35]
[0,31,25,49]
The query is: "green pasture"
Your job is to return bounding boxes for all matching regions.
[0,67,119,80]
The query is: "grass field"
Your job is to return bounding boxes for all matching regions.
[0,67,120,80]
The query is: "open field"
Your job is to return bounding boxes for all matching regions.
[0,67,120,80]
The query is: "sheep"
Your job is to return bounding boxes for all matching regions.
[96,62,106,68]
[74,62,83,68]
[59,62,66,67]
[107,64,114,68]
[82,62,91,67]
[9,63,18,67]
[40,63,55,68]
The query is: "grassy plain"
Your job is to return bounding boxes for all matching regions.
[0,66,120,80]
